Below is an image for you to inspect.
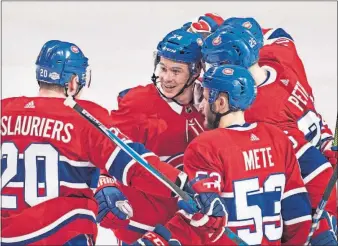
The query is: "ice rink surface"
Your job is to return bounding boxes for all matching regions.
[2,1,337,245]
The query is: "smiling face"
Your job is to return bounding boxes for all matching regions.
[156,57,194,102]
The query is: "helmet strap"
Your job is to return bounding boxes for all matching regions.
[209,103,233,129]
[63,80,83,98]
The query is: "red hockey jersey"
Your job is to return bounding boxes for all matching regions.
[0,96,184,245]
[105,83,205,243]
[244,45,336,217]
[261,27,333,146]
[166,123,312,245]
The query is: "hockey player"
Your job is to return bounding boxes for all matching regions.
[162,64,313,245]
[93,29,207,244]
[0,40,188,245]
[219,17,336,165]
[202,19,337,245]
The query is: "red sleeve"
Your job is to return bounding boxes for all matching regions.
[78,101,186,198]
[112,87,169,145]
[110,111,168,146]
[280,137,312,245]
[280,95,336,217]
[164,135,226,244]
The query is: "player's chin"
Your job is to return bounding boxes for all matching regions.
[161,88,180,98]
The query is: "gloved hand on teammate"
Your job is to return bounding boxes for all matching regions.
[178,174,228,242]
[182,13,224,39]
[322,140,337,167]
[94,174,133,230]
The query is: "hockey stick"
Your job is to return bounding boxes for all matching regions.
[64,97,248,246]
[305,114,338,245]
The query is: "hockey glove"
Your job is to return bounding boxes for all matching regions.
[130,224,181,246]
[322,139,338,167]
[324,149,337,167]
[178,174,228,242]
[182,13,224,39]
[94,175,133,230]
[311,211,337,245]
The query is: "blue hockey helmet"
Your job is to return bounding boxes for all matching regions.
[36,40,90,88]
[152,29,204,102]
[221,17,264,48]
[202,19,263,68]
[202,64,256,111]
[156,28,204,73]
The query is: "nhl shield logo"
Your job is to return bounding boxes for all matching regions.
[212,36,222,46]
[222,68,234,75]
[71,46,79,53]
[242,21,252,29]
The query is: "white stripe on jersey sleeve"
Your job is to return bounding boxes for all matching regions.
[1,209,95,243]
[303,162,331,184]
[282,187,307,200]
[284,215,312,226]
[121,152,157,186]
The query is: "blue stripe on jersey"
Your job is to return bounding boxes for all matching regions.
[1,159,98,188]
[298,146,329,179]
[107,142,151,184]
[59,162,99,188]
[222,191,282,222]
[1,213,96,245]
[281,192,312,221]
[267,28,294,41]
[118,88,132,99]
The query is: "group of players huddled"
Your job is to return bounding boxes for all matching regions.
[1,13,337,245]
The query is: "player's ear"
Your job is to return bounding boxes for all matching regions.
[218,94,229,113]
[67,75,79,96]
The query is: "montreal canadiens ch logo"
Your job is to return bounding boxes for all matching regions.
[222,68,234,75]
[71,46,79,53]
[212,36,222,46]
[242,21,252,29]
